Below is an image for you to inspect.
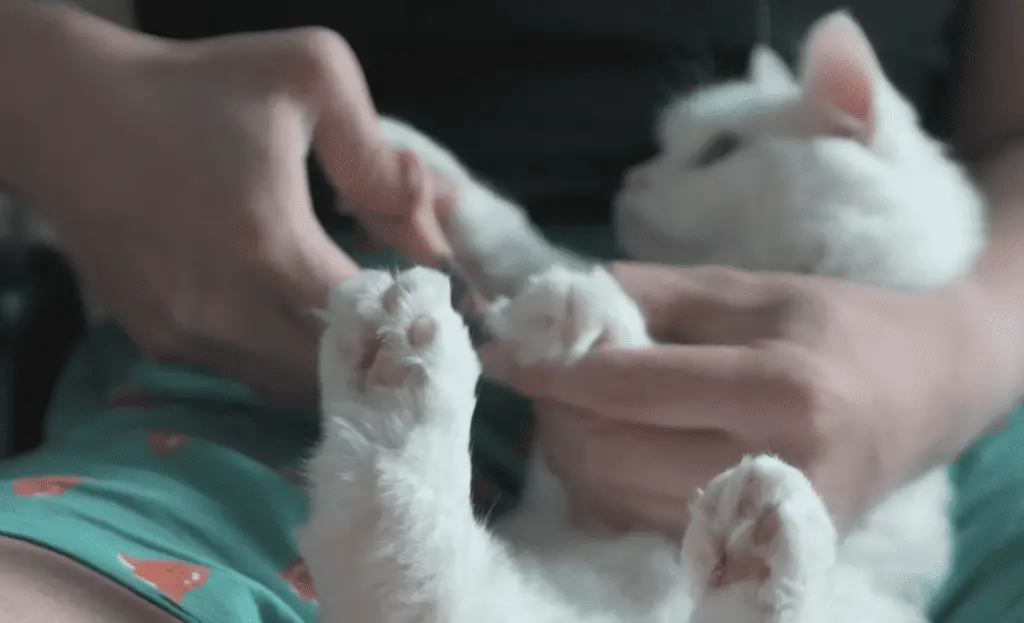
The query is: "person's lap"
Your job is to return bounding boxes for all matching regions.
[0,535,182,623]
[0,235,537,623]
[0,230,1021,622]
[0,321,320,622]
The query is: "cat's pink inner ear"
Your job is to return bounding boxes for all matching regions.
[801,12,877,143]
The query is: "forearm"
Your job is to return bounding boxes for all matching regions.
[926,0,1024,459]
[965,146,1024,395]
[937,145,1024,460]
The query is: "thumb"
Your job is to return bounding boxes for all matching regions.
[369,150,455,265]
[608,262,782,344]
[340,150,454,265]
[285,33,404,214]
[268,155,359,311]
[282,31,429,222]
[274,219,360,312]
[286,32,452,263]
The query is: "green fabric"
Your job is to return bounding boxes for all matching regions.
[0,227,1020,622]
[0,228,616,622]
[0,324,314,622]
[933,411,1024,622]
[9,2,997,619]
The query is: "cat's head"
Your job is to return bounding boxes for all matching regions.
[613,10,929,271]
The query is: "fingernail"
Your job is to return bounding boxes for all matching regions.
[397,149,427,204]
[416,210,451,257]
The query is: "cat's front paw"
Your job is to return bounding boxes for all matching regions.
[485,266,651,366]
[319,267,481,446]
[682,455,837,620]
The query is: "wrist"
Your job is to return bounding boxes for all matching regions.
[956,273,1024,402]
[923,279,1021,463]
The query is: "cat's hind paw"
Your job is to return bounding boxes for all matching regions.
[485,266,651,366]
[320,267,481,446]
[682,455,837,621]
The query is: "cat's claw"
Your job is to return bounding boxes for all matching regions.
[682,455,838,621]
[485,266,651,366]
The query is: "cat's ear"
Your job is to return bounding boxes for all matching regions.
[749,45,794,88]
[799,11,877,145]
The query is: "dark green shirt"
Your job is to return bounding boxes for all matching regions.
[134,0,966,226]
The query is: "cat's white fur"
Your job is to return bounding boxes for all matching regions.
[304,10,984,623]
[613,41,984,289]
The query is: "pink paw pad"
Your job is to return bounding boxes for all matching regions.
[357,282,438,388]
[706,472,781,589]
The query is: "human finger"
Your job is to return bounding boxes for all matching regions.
[267,212,360,311]
[270,29,403,214]
[483,341,796,434]
[537,403,742,498]
[607,262,784,344]
[207,26,389,211]
[286,29,453,265]
[572,486,690,539]
[350,149,455,265]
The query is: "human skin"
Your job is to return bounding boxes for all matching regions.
[0,0,1021,619]
[0,2,452,620]
[0,1,452,400]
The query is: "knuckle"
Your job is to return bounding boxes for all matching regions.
[765,343,839,451]
[280,27,356,95]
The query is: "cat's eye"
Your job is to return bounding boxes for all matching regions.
[690,132,744,168]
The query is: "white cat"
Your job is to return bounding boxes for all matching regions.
[303,10,984,623]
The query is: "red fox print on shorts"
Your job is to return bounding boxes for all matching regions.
[281,556,317,602]
[117,554,210,604]
[148,431,190,456]
[12,475,85,497]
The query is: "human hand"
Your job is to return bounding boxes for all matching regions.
[8,6,451,398]
[480,262,1003,537]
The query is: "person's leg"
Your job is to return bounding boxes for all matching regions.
[0,536,182,623]
[0,322,319,623]
[0,228,610,623]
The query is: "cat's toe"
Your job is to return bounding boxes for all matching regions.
[326,270,397,338]
[486,266,650,366]
[319,270,396,385]
[682,455,837,617]
[366,266,480,394]
[319,267,480,444]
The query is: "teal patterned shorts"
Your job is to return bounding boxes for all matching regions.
[0,230,1020,622]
